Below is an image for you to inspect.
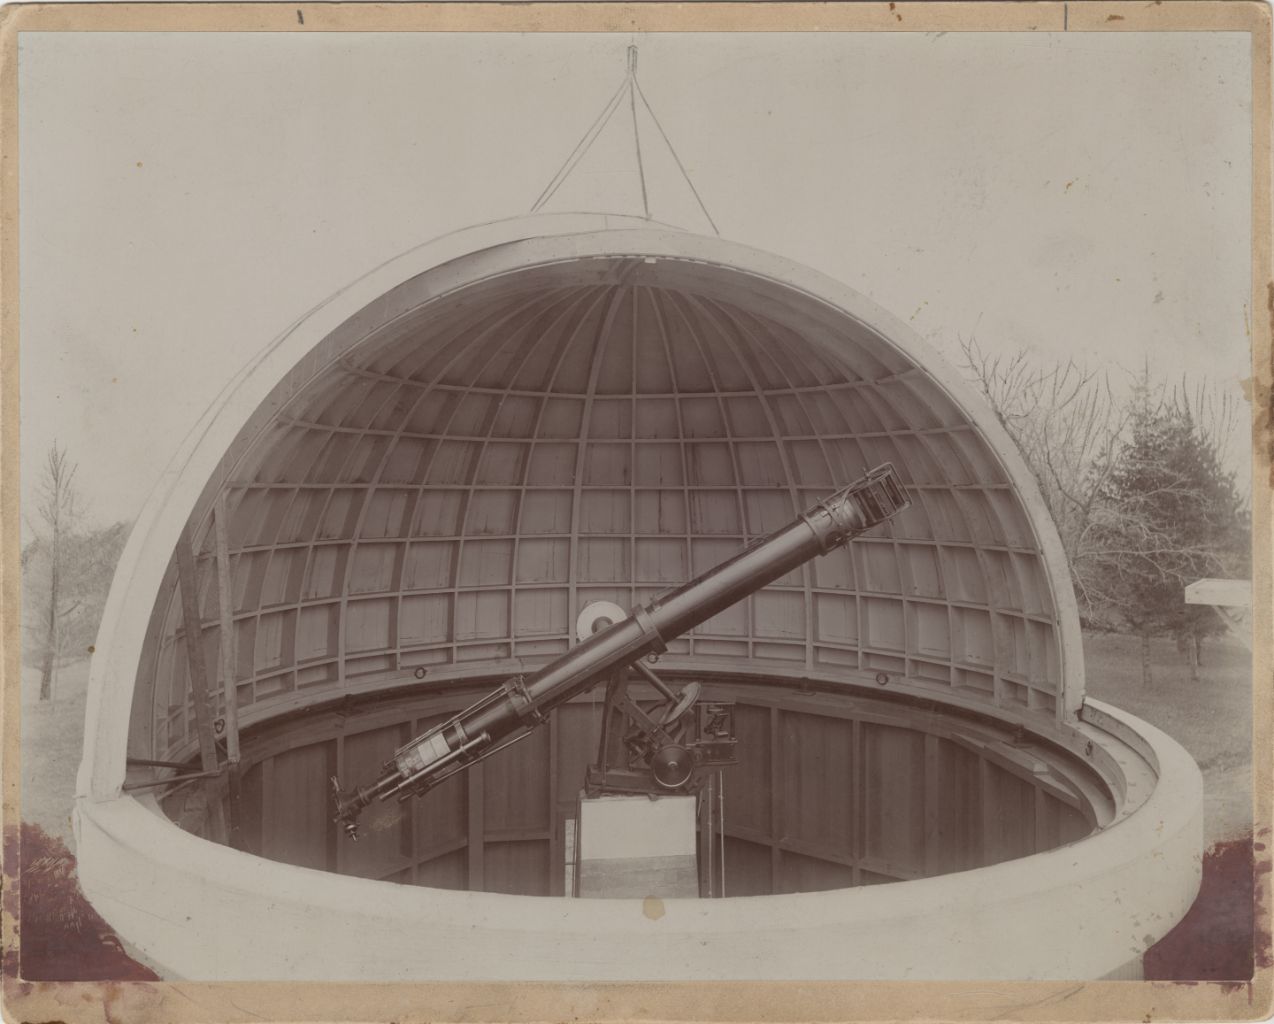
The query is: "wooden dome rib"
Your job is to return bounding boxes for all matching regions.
[134,253,1071,763]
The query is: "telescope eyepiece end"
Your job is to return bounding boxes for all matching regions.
[332,775,370,841]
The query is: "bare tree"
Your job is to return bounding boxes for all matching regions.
[957,338,1131,622]
[29,442,80,701]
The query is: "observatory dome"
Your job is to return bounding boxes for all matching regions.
[75,214,1201,981]
[129,218,1082,755]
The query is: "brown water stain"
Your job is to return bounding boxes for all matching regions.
[642,895,665,921]
[1144,835,1264,981]
[11,823,159,981]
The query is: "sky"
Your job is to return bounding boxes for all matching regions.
[17,29,1255,530]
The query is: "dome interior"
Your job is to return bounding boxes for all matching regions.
[131,255,1067,763]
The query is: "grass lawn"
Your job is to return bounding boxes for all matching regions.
[20,659,91,848]
[1082,631,1253,847]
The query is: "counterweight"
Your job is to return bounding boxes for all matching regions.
[333,463,909,838]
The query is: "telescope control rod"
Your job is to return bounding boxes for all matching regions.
[333,463,909,837]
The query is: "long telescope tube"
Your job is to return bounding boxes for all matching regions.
[334,463,908,836]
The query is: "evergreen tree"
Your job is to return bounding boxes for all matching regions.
[1086,387,1247,683]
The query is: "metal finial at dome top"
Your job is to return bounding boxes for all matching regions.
[529,45,719,235]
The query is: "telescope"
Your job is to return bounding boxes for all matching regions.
[332,463,909,839]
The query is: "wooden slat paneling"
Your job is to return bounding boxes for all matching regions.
[777,850,855,895]
[342,723,411,879]
[722,836,772,897]
[261,741,335,871]
[862,722,925,876]
[236,686,1099,898]
[483,728,551,833]
[781,712,853,853]
[484,840,551,896]
[721,703,770,835]
[925,736,982,875]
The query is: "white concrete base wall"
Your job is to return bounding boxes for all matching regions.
[73,704,1202,982]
